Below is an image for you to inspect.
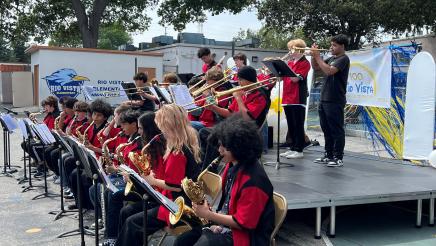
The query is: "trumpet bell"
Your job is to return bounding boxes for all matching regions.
[169,196,185,225]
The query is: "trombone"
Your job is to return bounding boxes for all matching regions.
[190,73,233,98]
[187,77,278,113]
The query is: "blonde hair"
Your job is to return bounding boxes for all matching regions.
[163,73,178,84]
[205,67,224,81]
[287,39,307,50]
[155,104,201,162]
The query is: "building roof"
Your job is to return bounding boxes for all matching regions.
[25,45,164,57]
[143,42,288,53]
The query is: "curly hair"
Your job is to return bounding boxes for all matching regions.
[210,114,263,167]
[138,112,165,169]
[41,96,59,112]
[119,109,140,124]
[89,99,113,118]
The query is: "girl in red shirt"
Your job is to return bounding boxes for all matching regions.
[116,104,201,246]
[281,39,311,159]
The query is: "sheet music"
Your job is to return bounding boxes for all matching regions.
[0,113,18,132]
[30,124,48,144]
[148,86,159,99]
[119,164,179,214]
[84,148,119,193]
[157,86,173,103]
[38,124,56,144]
[57,134,74,154]
[17,120,28,139]
[169,84,197,110]
[24,119,36,138]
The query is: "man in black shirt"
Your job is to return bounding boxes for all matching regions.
[311,34,350,167]
[121,72,158,112]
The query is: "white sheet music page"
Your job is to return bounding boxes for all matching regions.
[169,84,197,110]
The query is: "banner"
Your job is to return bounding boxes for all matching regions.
[346,48,392,108]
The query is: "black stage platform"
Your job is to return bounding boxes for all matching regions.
[263,147,436,238]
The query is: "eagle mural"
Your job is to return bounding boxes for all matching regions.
[43,68,89,99]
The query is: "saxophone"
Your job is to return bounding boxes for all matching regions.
[54,116,61,131]
[115,135,142,196]
[80,120,95,144]
[100,132,122,168]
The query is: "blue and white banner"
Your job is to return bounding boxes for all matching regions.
[346,48,392,108]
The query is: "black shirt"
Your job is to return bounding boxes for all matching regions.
[320,55,350,104]
[138,87,156,112]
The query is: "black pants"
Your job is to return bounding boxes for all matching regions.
[44,146,60,175]
[318,102,345,159]
[174,227,233,246]
[115,207,165,246]
[283,105,306,152]
[69,168,93,209]
[199,127,219,172]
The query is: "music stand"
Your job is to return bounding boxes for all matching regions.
[57,139,93,243]
[177,73,195,85]
[21,119,44,192]
[30,124,60,200]
[0,114,19,177]
[153,86,173,104]
[48,133,78,220]
[261,59,298,169]
[121,82,143,101]
[17,120,29,184]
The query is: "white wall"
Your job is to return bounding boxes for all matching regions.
[12,72,33,107]
[32,49,163,106]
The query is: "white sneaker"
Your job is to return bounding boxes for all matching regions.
[280,150,296,157]
[286,152,304,159]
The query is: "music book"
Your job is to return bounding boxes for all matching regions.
[0,113,18,132]
[154,86,173,104]
[121,82,143,101]
[31,124,56,145]
[17,120,28,140]
[168,84,197,110]
[261,59,298,78]
[119,164,179,214]
[38,124,56,144]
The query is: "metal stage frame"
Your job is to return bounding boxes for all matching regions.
[263,147,436,239]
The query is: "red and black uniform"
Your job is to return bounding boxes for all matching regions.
[202,60,217,73]
[68,118,89,138]
[257,73,276,98]
[219,162,274,245]
[61,114,74,132]
[43,111,59,130]
[116,147,200,246]
[282,56,311,153]
[121,133,143,174]
[84,122,107,157]
[228,89,270,128]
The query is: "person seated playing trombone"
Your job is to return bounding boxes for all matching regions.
[174,115,275,246]
[189,67,232,131]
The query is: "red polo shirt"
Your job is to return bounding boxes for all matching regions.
[228,90,267,120]
[282,57,310,105]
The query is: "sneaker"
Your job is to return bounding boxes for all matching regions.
[68,204,78,210]
[314,154,333,164]
[53,178,61,185]
[101,238,116,246]
[63,188,71,195]
[286,152,304,159]
[33,171,44,178]
[280,150,295,157]
[327,158,344,167]
[64,192,75,200]
[89,219,104,230]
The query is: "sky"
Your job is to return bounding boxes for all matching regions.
[132,9,263,46]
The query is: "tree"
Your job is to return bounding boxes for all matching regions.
[257,0,436,50]
[97,22,132,50]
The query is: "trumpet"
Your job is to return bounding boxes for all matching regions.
[190,73,233,98]
[28,110,45,123]
[291,46,328,53]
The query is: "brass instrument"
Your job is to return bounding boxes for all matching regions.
[54,116,61,131]
[66,115,76,136]
[115,135,142,195]
[97,122,110,144]
[28,111,45,123]
[75,125,84,139]
[180,156,223,204]
[191,73,233,98]
[100,132,122,168]
[291,46,328,54]
[169,156,223,226]
[80,120,94,144]
[125,134,162,196]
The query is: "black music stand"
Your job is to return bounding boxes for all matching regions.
[153,86,173,104]
[177,73,195,85]
[121,82,143,101]
[0,114,19,177]
[16,120,29,184]
[31,124,60,200]
[261,59,298,169]
[49,133,77,220]
[57,139,94,243]
[21,119,44,192]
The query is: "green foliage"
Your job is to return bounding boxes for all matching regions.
[257,0,436,50]
[97,23,132,50]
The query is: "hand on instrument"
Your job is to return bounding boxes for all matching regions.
[232,90,243,100]
[209,225,223,234]
[105,164,117,174]
[143,171,156,186]
[121,171,130,182]
[192,200,211,219]
[310,43,321,58]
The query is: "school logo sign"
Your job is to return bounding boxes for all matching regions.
[43,68,89,99]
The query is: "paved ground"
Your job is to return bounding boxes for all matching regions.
[1,107,436,245]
